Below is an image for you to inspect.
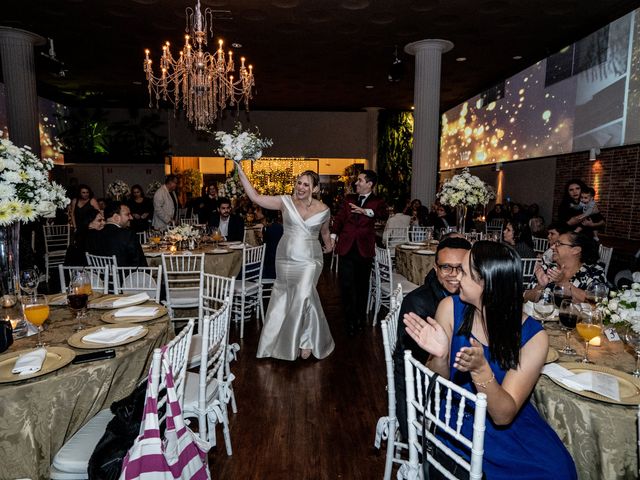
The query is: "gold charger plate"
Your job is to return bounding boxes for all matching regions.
[47,293,68,306]
[0,346,75,384]
[545,347,559,363]
[398,244,420,250]
[209,248,231,254]
[89,294,150,310]
[548,362,640,405]
[101,304,167,324]
[68,324,149,349]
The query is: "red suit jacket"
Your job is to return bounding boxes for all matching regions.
[332,194,388,259]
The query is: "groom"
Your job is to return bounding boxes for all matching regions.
[332,170,388,335]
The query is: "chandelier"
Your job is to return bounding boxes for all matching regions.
[143,0,255,131]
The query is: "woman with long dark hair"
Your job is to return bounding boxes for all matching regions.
[69,184,100,231]
[557,179,587,227]
[126,184,153,232]
[503,220,535,258]
[404,241,576,479]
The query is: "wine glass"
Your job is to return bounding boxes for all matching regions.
[149,230,162,250]
[211,227,223,249]
[553,283,571,308]
[533,290,555,326]
[19,268,40,299]
[68,271,92,330]
[558,299,579,355]
[576,308,602,363]
[22,294,49,347]
[585,283,609,310]
[624,329,640,377]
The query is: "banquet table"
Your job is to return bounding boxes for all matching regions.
[534,323,639,480]
[244,225,263,246]
[394,243,438,285]
[145,245,243,277]
[0,301,172,480]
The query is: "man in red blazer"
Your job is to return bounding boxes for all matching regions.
[332,170,388,335]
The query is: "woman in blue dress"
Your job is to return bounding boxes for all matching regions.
[404,241,576,479]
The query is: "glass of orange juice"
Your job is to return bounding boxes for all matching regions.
[576,308,602,364]
[22,294,50,347]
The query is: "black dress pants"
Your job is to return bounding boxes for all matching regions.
[339,245,372,333]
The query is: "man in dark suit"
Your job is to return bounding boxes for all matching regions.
[331,170,388,335]
[87,201,148,267]
[392,235,471,440]
[208,197,244,242]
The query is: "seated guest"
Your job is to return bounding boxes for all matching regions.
[510,202,529,224]
[195,184,219,224]
[528,215,546,238]
[392,236,472,440]
[541,222,570,264]
[88,201,147,267]
[525,231,605,303]
[487,203,509,222]
[262,209,284,280]
[404,242,577,479]
[65,209,105,266]
[126,184,153,233]
[383,199,411,232]
[208,197,244,242]
[503,220,535,258]
[430,204,453,235]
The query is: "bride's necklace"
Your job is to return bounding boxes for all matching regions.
[295,197,313,209]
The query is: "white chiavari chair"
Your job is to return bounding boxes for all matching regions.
[85,253,118,293]
[402,351,487,480]
[43,224,71,280]
[521,258,539,289]
[383,227,410,259]
[533,237,549,254]
[136,230,149,244]
[232,245,265,339]
[161,253,205,327]
[113,265,162,303]
[180,217,199,226]
[372,246,417,325]
[408,226,432,243]
[599,244,613,278]
[58,265,109,294]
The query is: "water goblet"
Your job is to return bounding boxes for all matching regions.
[19,268,40,299]
[576,308,602,363]
[622,328,640,377]
[585,283,609,310]
[533,290,555,326]
[22,294,49,347]
[558,299,579,355]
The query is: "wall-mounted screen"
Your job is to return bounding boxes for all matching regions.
[440,9,640,170]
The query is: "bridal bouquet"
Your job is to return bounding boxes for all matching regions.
[599,283,640,332]
[213,122,273,162]
[437,167,494,207]
[0,133,69,224]
[107,180,130,200]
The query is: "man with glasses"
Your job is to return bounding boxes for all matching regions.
[391,235,471,440]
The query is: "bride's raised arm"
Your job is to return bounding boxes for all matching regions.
[236,162,283,211]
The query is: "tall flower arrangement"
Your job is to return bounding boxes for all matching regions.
[213,122,273,163]
[107,180,130,200]
[0,134,69,225]
[437,167,494,207]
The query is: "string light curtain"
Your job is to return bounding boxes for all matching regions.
[229,158,320,195]
[143,0,255,131]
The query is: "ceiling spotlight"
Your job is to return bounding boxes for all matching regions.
[513,55,523,60]
[231,43,242,48]
[365,85,375,89]
[456,57,467,62]
[388,45,404,83]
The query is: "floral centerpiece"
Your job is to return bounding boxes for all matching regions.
[598,283,640,333]
[146,180,162,198]
[0,133,70,299]
[218,176,244,202]
[165,224,202,249]
[436,167,494,233]
[107,179,130,200]
[213,122,273,163]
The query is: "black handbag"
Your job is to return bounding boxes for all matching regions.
[0,320,13,354]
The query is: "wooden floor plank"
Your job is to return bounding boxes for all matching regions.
[210,265,389,479]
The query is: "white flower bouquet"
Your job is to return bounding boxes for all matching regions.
[0,133,70,225]
[218,176,243,200]
[107,180,130,200]
[213,122,273,163]
[437,167,494,207]
[598,283,640,332]
[166,224,201,242]
[146,181,162,198]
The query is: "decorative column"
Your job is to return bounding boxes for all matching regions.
[405,39,454,204]
[0,27,45,156]
[364,107,381,171]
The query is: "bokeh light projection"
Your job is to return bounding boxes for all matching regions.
[0,82,67,163]
[440,8,640,171]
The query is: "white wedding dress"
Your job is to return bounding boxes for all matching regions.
[256,196,335,360]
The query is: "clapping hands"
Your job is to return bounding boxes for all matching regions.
[403,312,449,359]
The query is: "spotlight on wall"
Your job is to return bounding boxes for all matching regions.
[493,162,502,172]
[589,148,600,161]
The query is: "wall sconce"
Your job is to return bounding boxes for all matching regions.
[589,148,600,161]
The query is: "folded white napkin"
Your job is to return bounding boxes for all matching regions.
[542,363,620,401]
[112,306,159,318]
[82,326,144,345]
[12,348,47,375]
[112,293,150,307]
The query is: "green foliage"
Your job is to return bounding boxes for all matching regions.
[176,168,203,199]
[377,111,413,204]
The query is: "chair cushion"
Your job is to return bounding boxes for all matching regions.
[188,333,202,367]
[51,409,115,474]
[182,371,220,414]
[233,280,259,294]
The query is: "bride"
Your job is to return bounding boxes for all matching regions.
[236,163,335,361]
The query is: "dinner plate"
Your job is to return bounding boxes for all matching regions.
[408,241,427,246]
[0,346,75,383]
[228,244,245,250]
[101,304,167,324]
[545,347,559,364]
[220,241,241,246]
[398,244,420,250]
[415,249,436,255]
[547,362,640,405]
[47,293,68,306]
[89,294,150,310]
[210,248,231,254]
[68,324,149,348]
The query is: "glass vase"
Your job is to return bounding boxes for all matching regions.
[0,223,20,307]
[456,205,467,234]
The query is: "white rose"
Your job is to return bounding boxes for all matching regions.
[610,313,621,323]
[609,299,619,311]
[36,201,57,217]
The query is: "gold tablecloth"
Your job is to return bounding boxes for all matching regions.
[244,225,263,246]
[534,325,639,479]
[146,247,242,277]
[394,246,437,285]
[0,303,172,480]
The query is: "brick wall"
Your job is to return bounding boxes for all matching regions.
[553,144,640,240]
